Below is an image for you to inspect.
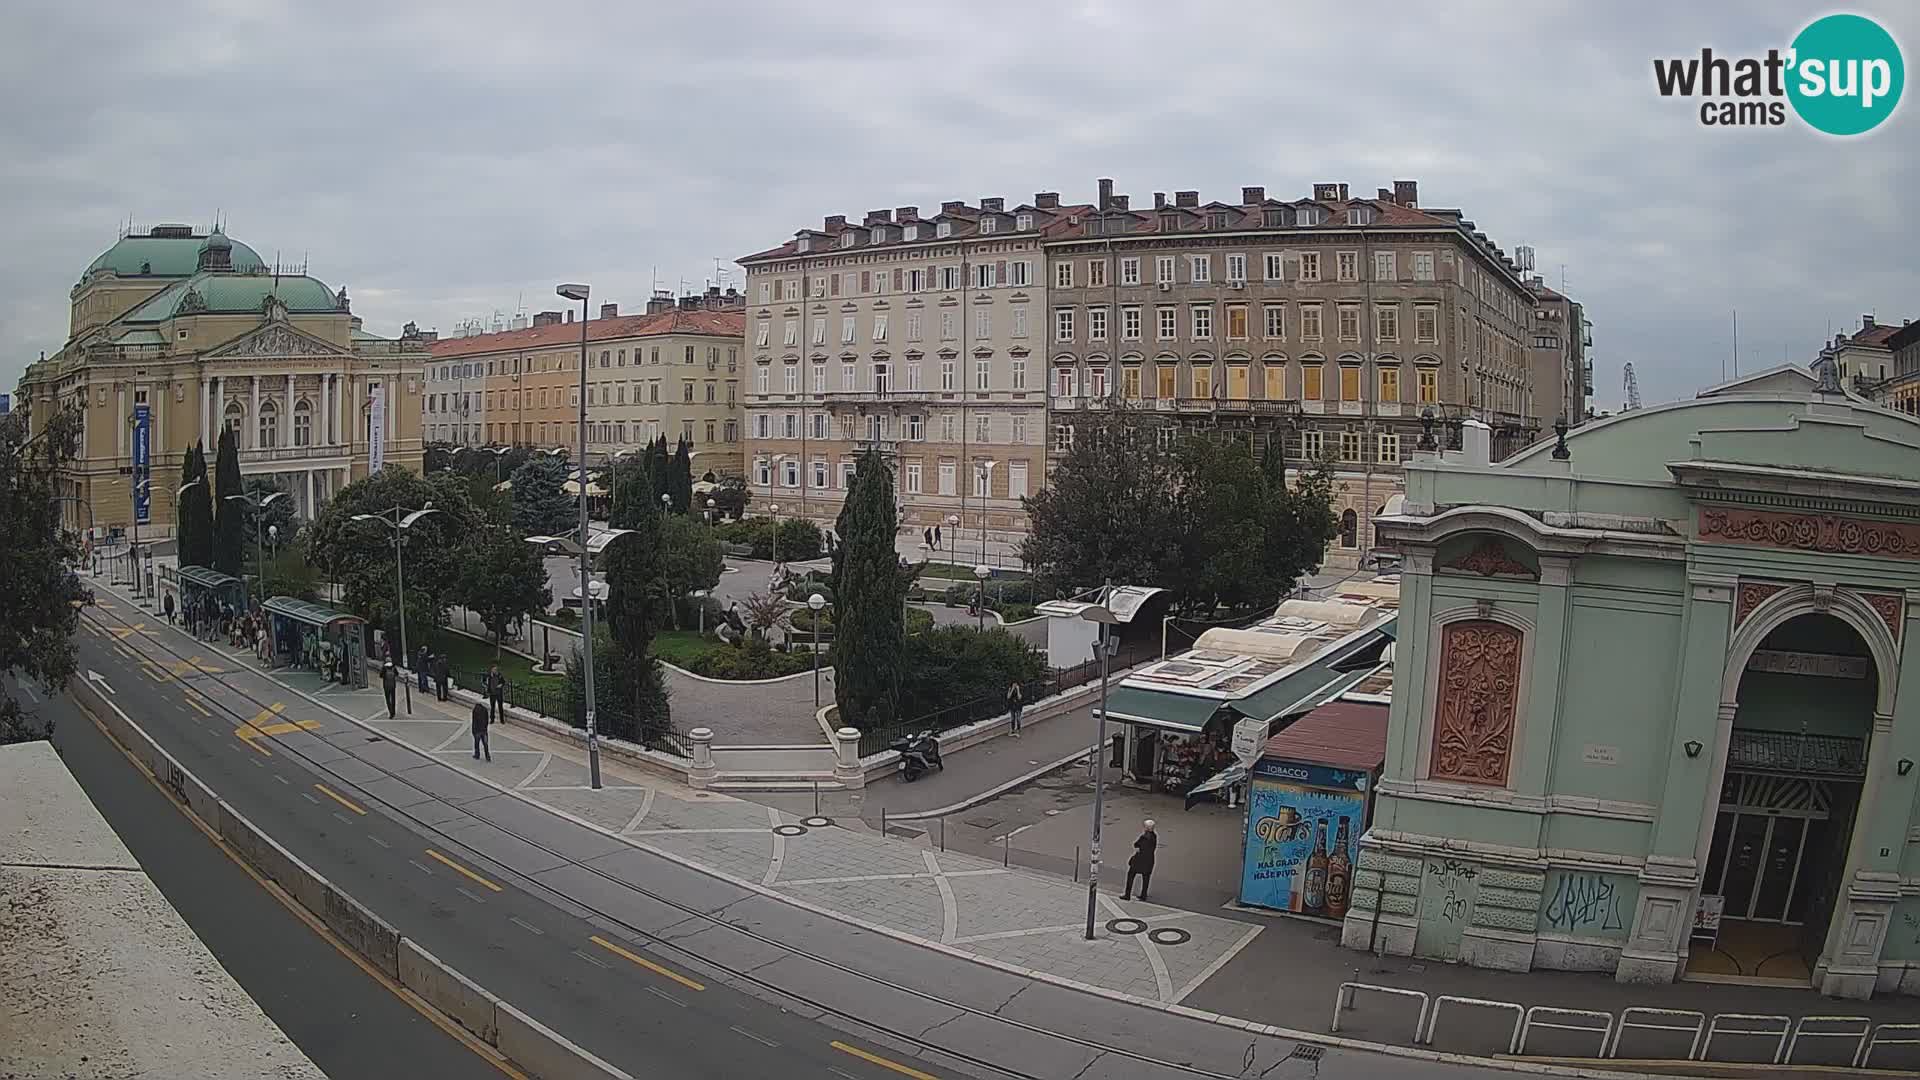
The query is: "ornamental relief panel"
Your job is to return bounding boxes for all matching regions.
[1735,581,1788,626]
[1699,506,1920,562]
[1438,537,1538,580]
[1859,591,1904,642]
[1429,619,1524,787]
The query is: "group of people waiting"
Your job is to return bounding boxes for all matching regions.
[163,590,270,658]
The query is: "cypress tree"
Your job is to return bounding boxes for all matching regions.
[181,442,216,569]
[174,446,198,566]
[830,449,905,728]
[668,437,693,513]
[212,427,245,576]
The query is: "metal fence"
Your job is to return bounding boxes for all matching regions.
[456,667,692,758]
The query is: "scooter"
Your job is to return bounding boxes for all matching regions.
[890,730,944,781]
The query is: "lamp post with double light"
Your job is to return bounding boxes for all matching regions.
[350,503,440,668]
[557,281,603,790]
[224,489,287,579]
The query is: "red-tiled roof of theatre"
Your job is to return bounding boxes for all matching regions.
[428,310,744,358]
[738,203,1096,264]
[1260,701,1388,773]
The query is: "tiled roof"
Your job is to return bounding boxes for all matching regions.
[1260,700,1388,772]
[428,310,744,358]
[1046,196,1454,241]
[738,203,1095,264]
[1847,323,1903,348]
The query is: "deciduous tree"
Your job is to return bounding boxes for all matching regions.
[1020,405,1182,599]
[306,467,479,648]
[460,525,552,655]
[0,409,84,742]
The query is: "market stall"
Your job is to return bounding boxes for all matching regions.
[1238,700,1387,920]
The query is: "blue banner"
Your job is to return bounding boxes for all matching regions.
[1250,757,1370,791]
[0,392,11,415]
[132,403,151,525]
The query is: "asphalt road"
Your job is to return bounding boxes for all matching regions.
[59,620,957,1080]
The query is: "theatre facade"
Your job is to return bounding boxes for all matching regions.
[1342,366,1920,999]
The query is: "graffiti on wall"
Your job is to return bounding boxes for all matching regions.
[1540,869,1637,939]
[1412,858,1481,960]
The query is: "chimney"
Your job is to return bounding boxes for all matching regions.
[533,310,562,328]
[1111,194,1129,211]
[895,206,918,223]
[1394,180,1418,206]
[824,214,846,230]
[941,200,965,214]
[1242,186,1265,204]
[1337,183,1350,200]
[980,197,1004,212]
[1863,314,1877,330]
[647,290,673,315]
[1377,188,1393,201]
[599,302,618,320]
[1460,419,1492,467]
[1097,178,1114,211]
[1174,190,1199,208]
[1153,192,1167,210]
[1034,192,1060,209]
[1313,182,1340,200]
[565,310,574,323]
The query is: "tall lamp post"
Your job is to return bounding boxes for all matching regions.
[1080,585,1119,940]
[351,503,440,670]
[768,503,781,568]
[807,592,826,707]
[975,461,996,568]
[945,513,959,559]
[224,489,287,578]
[973,564,990,630]
[557,281,603,790]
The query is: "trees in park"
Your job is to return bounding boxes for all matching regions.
[460,523,553,655]
[211,427,245,575]
[306,467,480,649]
[177,442,214,569]
[508,453,575,537]
[830,449,906,728]
[666,437,694,514]
[0,408,84,743]
[710,474,750,520]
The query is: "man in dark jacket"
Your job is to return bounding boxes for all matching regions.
[1122,819,1157,901]
[416,645,431,692]
[470,697,492,761]
[433,651,451,701]
[485,663,507,723]
[380,661,399,719]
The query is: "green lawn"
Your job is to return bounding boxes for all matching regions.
[650,629,712,666]
[917,561,1031,581]
[427,627,562,687]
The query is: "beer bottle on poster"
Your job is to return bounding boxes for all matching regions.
[1326,816,1352,920]
[1303,819,1330,915]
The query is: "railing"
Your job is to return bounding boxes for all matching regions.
[240,443,349,463]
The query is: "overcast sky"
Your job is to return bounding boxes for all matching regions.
[3,0,1914,408]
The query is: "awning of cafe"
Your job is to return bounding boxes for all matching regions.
[1095,684,1226,735]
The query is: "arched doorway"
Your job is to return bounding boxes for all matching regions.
[1690,612,1877,985]
[1339,508,1357,548]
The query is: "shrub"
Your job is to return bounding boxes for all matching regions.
[898,626,1047,721]
[783,575,834,605]
[942,582,977,608]
[682,636,815,679]
[905,608,934,635]
[547,607,580,627]
[788,607,835,636]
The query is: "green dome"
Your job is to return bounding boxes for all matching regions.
[83,226,267,280]
[122,272,341,323]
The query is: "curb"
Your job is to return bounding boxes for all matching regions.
[883,742,1095,822]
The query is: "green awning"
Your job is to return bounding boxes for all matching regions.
[263,596,363,629]
[1095,685,1228,734]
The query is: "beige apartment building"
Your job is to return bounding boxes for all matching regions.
[1044,179,1547,566]
[16,224,428,538]
[737,194,1089,542]
[1526,279,1592,426]
[427,289,744,476]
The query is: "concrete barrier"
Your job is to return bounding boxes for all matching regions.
[400,938,499,1045]
[496,1001,634,1080]
[321,884,401,979]
[215,801,333,917]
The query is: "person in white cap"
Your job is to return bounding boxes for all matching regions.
[1123,819,1157,901]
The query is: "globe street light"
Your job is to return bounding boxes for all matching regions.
[974,563,991,630]
[768,503,782,568]
[557,281,603,790]
[808,592,827,708]
[704,497,716,527]
[945,513,959,557]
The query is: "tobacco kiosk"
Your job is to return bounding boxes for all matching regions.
[1239,700,1388,920]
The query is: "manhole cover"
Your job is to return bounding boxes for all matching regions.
[1105,918,1147,935]
[772,824,808,837]
[1147,927,1191,946]
[1286,1044,1325,1062]
[801,816,833,828]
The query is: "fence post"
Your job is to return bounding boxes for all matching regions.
[687,727,716,788]
[832,726,864,789]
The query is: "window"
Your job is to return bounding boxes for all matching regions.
[872,315,888,342]
[784,363,799,394]
[1011,307,1028,339]
[783,459,799,487]
[936,221,952,238]
[1299,252,1321,282]
[1121,366,1142,399]
[974,308,991,339]
[1337,305,1360,342]
[1088,259,1106,288]
[1156,364,1177,399]
[1009,259,1030,287]
[1302,429,1323,458]
[1337,251,1358,282]
[1303,363,1324,400]
[1417,367,1438,403]
[972,460,992,497]
[293,401,311,446]
[651,382,661,403]
[756,456,771,485]
[725,419,739,443]
[979,216,997,234]
[1375,304,1400,343]
[1189,255,1211,283]
[1340,365,1361,401]
[938,460,957,495]
[1226,306,1249,340]
[1191,364,1213,400]
[1264,304,1286,340]
[1052,423,1073,451]
[1089,306,1108,342]
[1054,366,1077,396]
[1300,206,1327,226]
[812,362,826,392]
[1011,358,1027,390]
[873,361,890,393]
[975,413,991,444]
[1155,255,1175,283]
[976,358,991,390]
[1120,257,1140,285]
[1413,252,1435,281]
[940,413,955,442]
[754,413,771,439]
[974,262,997,289]
[617,350,626,366]
[756,365,770,394]
[1191,305,1213,341]
[1264,252,1285,280]
[811,319,826,346]
[783,412,797,438]
[941,359,955,390]
[600,350,610,368]
[1088,364,1109,398]
[684,381,695,403]
[1008,414,1027,445]
[905,460,923,493]
[1120,306,1142,341]
[1374,251,1396,281]
[652,347,661,364]
[1378,431,1401,463]
[1415,305,1439,343]
[1340,429,1363,461]
[940,264,960,289]
[1054,261,1073,289]
[755,323,771,347]
[258,401,278,448]
[905,414,923,440]
[1263,363,1286,400]
[1226,254,1247,282]
[811,412,827,439]
[782,320,798,347]
[758,282,772,304]
[1379,366,1400,403]
[1157,306,1177,340]
[1262,208,1287,227]
[1008,461,1028,498]
[1225,363,1250,399]
[1015,212,1033,231]
[811,459,828,489]
[1054,308,1075,343]
[907,360,922,390]
[940,312,956,340]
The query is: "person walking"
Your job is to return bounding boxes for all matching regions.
[1122,819,1157,901]
[163,591,175,625]
[433,650,451,702]
[470,696,492,762]
[485,663,506,724]
[1006,680,1025,737]
[380,661,399,719]
[416,645,431,693]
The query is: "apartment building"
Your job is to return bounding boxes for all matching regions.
[1527,279,1592,425]
[1044,179,1545,566]
[738,194,1087,539]
[427,289,744,475]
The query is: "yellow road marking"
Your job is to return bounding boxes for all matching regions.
[232,705,321,755]
[589,934,706,992]
[169,655,227,676]
[830,1041,940,1080]
[314,784,367,816]
[183,695,213,718]
[424,849,503,892]
[140,662,169,684]
[108,622,146,639]
[114,643,138,660]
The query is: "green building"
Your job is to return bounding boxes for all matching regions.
[1343,366,1920,1000]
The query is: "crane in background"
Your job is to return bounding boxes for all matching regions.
[1622,362,1642,411]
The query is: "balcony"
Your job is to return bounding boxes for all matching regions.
[818,390,940,408]
[239,443,350,465]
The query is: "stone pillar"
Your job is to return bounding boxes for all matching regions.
[1815,707,1901,999]
[320,374,331,445]
[116,385,126,457]
[386,378,397,442]
[832,726,864,789]
[284,376,294,446]
[687,727,716,788]
[250,374,261,449]
[305,469,315,520]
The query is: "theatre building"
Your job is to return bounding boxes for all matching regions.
[1342,366,1920,999]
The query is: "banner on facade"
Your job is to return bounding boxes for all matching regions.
[132,403,151,525]
[368,383,386,474]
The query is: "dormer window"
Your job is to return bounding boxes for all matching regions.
[871,226,889,244]
[980,216,998,234]
[1015,213,1033,231]
[840,232,857,248]
[796,236,811,253]
[1299,206,1326,226]
[1159,213,1179,232]
[903,223,919,241]
[936,221,952,238]
[1262,209,1288,228]
[1347,206,1374,225]
[1208,212,1228,229]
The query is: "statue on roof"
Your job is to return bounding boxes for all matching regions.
[178,286,207,315]
[335,285,351,313]
[261,294,288,322]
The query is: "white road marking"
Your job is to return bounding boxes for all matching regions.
[368,835,391,849]
[273,775,289,785]
[332,812,355,826]
[509,916,544,936]
[829,1068,862,1080]
[645,986,685,1008]
[730,1025,779,1048]
[572,949,610,969]
[409,859,434,876]
[301,792,321,805]
[455,886,487,904]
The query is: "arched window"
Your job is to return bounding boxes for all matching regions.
[293,399,312,446]
[1339,508,1358,548]
[258,399,278,448]
[223,400,244,436]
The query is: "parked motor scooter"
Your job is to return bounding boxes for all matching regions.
[890,730,944,781]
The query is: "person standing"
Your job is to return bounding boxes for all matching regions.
[380,661,399,719]
[1006,680,1025,737]
[433,650,451,702]
[163,591,175,625]
[485,663,506,724]
[470,697,492,762]
[416,645,431,692]
[1122,820,1157,901]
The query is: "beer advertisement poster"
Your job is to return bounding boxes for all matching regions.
[1239,761,1368,918]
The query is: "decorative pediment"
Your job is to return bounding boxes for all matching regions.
[1440,538,1537,580]
[1008,345,1031,358]
[206,322,349,360]
[936,347,959,359]
[903,348,924,360]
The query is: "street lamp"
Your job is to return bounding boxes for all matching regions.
[557,281,603,790]
[768,503,782,567]
[1079,584,1121,941]
[808,592,826,708]
[661,491,671,514]
[975,461,997,568]
[225,489,287,577]
[691,588,710,636]
[268,523,280,562]
[945,513,959,557]
[350,503,440,671]
[704,497,716,526]
[974,564,991,630]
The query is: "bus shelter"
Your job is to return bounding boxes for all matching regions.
[263,597,369,689]
[171,565,248,617]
